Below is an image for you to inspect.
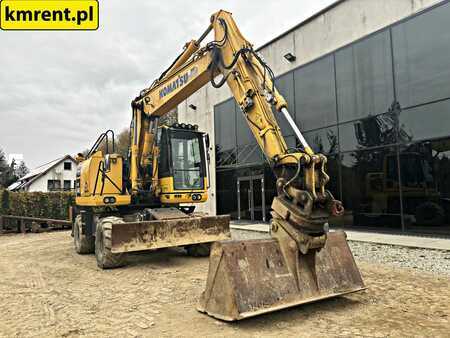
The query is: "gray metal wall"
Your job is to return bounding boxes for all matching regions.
[177,0,443,215]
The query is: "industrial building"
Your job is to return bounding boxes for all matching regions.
[178,0,450,236]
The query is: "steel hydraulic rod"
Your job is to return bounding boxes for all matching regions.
[197,24,213,44]
[280,107,313,155]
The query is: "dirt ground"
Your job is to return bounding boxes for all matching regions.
[0,231,449,338]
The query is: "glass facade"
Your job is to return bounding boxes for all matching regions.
[294,55,337,130]
[213,1,450,236]
[335,30,394,123]
[392,2,450,108]
[273,72,296,136]
[214,99,237,167]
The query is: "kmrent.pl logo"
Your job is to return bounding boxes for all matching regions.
[0,0,98,30]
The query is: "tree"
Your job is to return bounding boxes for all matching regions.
[112,109,176,159]
[0,149,7,170]
[6,159,18,186]
[0,148,8,188]
[77,128,130,161]
[115,128,130,158]
[0,151,18,188]
[14,161,29,179]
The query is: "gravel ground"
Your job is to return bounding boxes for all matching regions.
[349,241,450,276]
[0,230,449,337]
[231,229,450,276]
[230,228,270,240]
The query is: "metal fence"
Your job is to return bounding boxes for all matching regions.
[0,215,71,234]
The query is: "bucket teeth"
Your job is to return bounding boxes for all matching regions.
[198,231,365,321]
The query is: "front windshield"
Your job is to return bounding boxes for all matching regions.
[171,131,204,190]
[400,154,428,188]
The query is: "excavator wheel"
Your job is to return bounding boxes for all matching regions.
[95,216,126,269]
[73,215,95,254]
[186,243,211,257]
[415,201,445,226]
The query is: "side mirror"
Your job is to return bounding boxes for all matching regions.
[205,134,210,149]
[104,154,111,171]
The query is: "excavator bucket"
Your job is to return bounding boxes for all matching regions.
[110,213,230,253]
[197,231,365,321]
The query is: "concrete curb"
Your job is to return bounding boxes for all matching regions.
[230,222,450,251]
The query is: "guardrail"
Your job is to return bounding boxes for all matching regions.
[0,215,72,234]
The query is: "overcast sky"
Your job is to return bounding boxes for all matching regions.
[0,0,335,168]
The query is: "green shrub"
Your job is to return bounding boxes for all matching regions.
[0,190,74,219]
[0,189,9,215]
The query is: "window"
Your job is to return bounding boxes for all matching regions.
[339,113,397,152]
[399,139,450,233]
[236,102,263,165]
[216,169,238,216]
[336,30,394,123]
[340,147,401,228]
[392,2,450,107]
[398,99,450,142]
[47,180,61,191]
[303,126,339,155]
[63,162,72,170]
[325,153,341,203]
[294,55,337,131]
[236,143,262,165]
[274,72,296,136]
[170,131,204,190]
[284,136,298,151]
[214,99,237,167]
[63,180,71,191]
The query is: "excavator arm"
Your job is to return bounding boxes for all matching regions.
[132,10,343,242]
[130,49,213,193]
[130,10,363,321]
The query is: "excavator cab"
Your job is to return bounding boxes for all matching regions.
[157,124,209,204]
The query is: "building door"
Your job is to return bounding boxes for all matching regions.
[237,175,266,222]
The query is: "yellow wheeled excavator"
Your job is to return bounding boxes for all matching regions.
[73,10,365,320]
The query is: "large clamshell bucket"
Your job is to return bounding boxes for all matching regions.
[197,231,365,321]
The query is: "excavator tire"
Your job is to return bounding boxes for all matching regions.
[415,202,445,226]
[186,243,211,257]
[73,215,95,254]
[95,216,126,269]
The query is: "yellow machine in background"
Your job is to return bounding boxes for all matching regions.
[73,10,364,321]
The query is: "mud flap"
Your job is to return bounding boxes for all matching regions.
[197,231,365,321]
[110,215,230,253]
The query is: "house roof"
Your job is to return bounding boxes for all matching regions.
[8,155,76,191]
[7,181,23,191]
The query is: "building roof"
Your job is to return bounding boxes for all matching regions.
[7,181,23,191]
[8,155,76,191]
